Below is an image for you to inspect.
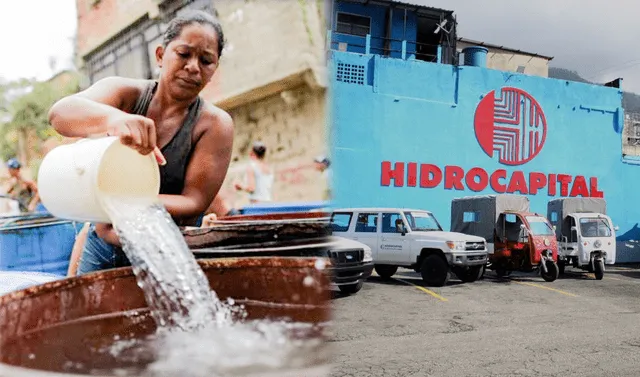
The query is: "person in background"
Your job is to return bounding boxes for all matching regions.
[313,155,331,200]
[234,141,274,203]
[49,10,234,275]
[3,158,42,213]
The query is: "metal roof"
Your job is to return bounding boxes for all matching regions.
[458,37,554,61]
[337,0,454,16]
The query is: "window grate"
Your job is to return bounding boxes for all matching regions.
[336,62,365,85]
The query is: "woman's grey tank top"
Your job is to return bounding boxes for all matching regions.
[130,80,203,196]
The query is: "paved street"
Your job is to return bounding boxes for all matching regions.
[328,265,640,377]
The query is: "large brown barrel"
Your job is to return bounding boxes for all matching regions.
[0,257,332,377]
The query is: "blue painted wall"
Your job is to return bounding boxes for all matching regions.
[328,50,640,263]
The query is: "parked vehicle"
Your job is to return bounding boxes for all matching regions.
[451,194,559,282]
[329,208,488,287]
[192,211,372,295]
[326,236,374,294]
[547,198,617,280]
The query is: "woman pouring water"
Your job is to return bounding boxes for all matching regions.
[48,10,234,275]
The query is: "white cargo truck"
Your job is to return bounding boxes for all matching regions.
[547,198,617,280]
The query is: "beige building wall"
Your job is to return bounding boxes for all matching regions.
[458,40,550,77]
[220,84,328,209]
[210,0,327,109]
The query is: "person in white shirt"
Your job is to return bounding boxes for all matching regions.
[234,141,274,203]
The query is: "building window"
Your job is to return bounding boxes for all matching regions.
[336,12,371,37]
[83,0,215,85]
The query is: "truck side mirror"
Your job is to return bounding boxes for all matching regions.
[614,225,620,231]
[571,226,577,232]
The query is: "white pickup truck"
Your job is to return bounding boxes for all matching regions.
[329,207,488,287]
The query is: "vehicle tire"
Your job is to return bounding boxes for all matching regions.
[338,281,364,295]
[421,254,450,287]
[374,265,398,280]
[455,266,483,283]
[478,264,486,280]
[541,261,559,282]
[594,259,604,280]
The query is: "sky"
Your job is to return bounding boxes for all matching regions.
[0,0,77,83]
[0,0,638,94]
[413,0,640,94]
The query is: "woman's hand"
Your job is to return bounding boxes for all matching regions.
[106,113,166,166]
[201,213,218,228]
[95,223,122,247]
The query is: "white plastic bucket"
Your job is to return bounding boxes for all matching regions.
[37,136,161,224]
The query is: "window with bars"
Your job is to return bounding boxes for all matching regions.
[84,0,216,84]
[336,12,371,37]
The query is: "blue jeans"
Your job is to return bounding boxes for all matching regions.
[76,224,130,275]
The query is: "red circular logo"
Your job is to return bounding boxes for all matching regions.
[473,87,547,166]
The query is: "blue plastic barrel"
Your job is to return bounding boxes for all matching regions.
[0,215,79,276]
[240,201,330,215]
[462,46,489,68]
[0,270,63,296]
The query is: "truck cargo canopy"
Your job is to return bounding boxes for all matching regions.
[547,197,607,239]
[451,194,530,242]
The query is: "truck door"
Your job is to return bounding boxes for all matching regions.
[351,212,380,260]
[379,212,410,264]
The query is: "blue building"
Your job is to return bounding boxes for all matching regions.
[327,0,640,262]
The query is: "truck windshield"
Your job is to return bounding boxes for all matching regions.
[579,217,612,238]
[404,211,442,232]
[525,216,554,236]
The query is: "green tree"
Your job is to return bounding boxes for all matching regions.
[0,72,80,165]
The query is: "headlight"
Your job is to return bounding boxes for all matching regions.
[446,241,466,251]
[594,240,602,248]
[363,247,373,262]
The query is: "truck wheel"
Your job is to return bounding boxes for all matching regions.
[541,261,559,282]
[374,265,398,280]
[594,259,604,280]
[421,254,450,287]
[455,266,483,283]
[478,264,486,280]
[338,281,364,295]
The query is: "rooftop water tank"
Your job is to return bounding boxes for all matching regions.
[462,46,489,68]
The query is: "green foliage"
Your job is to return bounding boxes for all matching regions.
[0,71,81,162]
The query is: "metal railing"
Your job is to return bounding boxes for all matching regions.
[327,30,453,63]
